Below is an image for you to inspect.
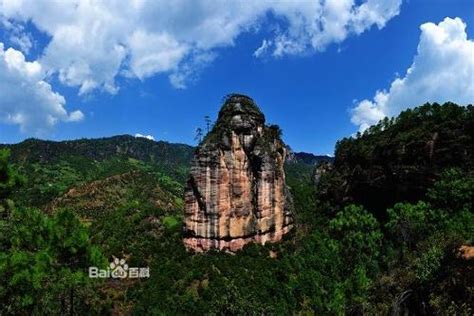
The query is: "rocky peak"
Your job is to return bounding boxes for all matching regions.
[200,95,266,153]
[216,94,265,132]
[184,94,294,252]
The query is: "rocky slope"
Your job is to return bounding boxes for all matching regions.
[184,94,294,252]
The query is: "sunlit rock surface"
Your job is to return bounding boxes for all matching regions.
[184,95,294,252]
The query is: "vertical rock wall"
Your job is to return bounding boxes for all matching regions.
[184,95,294,252]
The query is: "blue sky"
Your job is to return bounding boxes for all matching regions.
[0,0,473,155]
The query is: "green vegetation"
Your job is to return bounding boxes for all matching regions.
[0,149,22,214]
[0,150,109,314]
[0,103,472,314]
[321,102,473,217]
[317,103,474,314]
[162,215,180,230]
[1,135,192,213]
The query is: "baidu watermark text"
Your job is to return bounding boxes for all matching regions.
[89,257,150,279]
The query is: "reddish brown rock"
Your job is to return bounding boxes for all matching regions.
[459,245,474,260]
[184,94,294,252]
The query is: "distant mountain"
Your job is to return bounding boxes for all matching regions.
[1,135,332,168]
[0,135,325,217]
[289,151,334,165]
[0,135,194,213]
[1,135,194,166]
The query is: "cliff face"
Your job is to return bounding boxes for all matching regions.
[184,95,294,252]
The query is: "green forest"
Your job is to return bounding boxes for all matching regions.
[0,102,472,315]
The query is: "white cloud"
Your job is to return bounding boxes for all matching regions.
[0,16,33,53]
[0,0,402,93]
[169,51,216,89]
[127,30,188,80]
[135,133,155,141]
[0,43,83,134]
[253,39,271,58]
[9,32,32,53]
[66,110,85,122]
[351,17,474,132]
[0,0,403,134]
[260,0,402,57]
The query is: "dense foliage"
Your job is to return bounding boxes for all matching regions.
[0,103,472,314]
[314,103,474,314]
[319,102,473,217]
[0,150,109,314]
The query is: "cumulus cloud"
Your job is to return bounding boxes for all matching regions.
[0,43,83,134]
[351,17,474,132]
[0,0,402,93]
[260,0,402,57]
[135,133,155,141]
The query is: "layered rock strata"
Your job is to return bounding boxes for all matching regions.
[184,95,294,252]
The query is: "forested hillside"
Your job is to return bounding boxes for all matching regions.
[0,103,472,314]
[314,102,474,314]
[318,102,474,216]
[0,135,193,211]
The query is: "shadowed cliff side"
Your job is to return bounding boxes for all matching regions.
[184,94,294,252]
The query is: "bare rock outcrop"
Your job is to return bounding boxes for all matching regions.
[184,94,294,252]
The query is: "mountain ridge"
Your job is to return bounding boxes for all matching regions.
[1,135,329,165]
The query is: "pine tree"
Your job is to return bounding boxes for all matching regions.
[0,149,107,314]
[195,127,203,143]
[0,149,22,217]
[204,115,213,133]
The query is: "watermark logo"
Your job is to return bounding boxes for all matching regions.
[89,257,150,279]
